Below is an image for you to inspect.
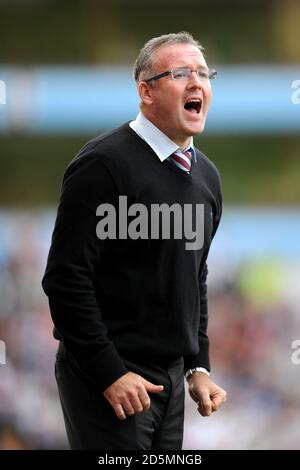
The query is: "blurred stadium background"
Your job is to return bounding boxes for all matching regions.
[0,0,300,450]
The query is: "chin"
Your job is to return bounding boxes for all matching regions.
[194,117,207,134]
[185,122,205,137]
[181,115,206,136]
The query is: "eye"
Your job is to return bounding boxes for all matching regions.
[197,70,209,79]
[173,68,189,80]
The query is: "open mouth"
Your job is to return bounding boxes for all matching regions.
[184,99,202,114]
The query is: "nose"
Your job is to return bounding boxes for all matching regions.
[186,70,203,90]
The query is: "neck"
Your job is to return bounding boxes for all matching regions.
[140,110,191,148]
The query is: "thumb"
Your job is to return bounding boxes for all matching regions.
[142,378,164,393]
[197,390,212,416]
[211,393,225,411]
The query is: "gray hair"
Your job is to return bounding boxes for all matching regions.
[133,31,204,83]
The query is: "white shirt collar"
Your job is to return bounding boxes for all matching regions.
[129,112,196,163]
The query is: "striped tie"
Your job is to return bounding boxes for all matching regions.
[170,148,193,173]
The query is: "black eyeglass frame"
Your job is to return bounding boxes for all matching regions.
[144,67,217,84]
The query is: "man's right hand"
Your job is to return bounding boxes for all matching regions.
[103,372,164,420]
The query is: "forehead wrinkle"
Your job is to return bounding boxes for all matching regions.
[153,46,207,73]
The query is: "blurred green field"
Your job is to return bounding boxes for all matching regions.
[0,1,299,65]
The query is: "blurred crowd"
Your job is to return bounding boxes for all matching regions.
[0,210,300,449]
[184,263,300,449]
[0,211,67,449]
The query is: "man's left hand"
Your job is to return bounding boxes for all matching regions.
[187,372,227,417]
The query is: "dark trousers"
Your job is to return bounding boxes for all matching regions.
[55,342,185,450]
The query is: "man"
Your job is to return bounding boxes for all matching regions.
[42,31,227,450]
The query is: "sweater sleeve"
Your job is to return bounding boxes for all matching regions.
[42,148,128,392]
[183,181,223,374]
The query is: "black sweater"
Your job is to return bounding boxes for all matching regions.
[42,123,222,392]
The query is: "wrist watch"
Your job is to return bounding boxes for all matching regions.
[184,367,210,380]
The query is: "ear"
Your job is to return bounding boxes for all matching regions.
[138,81,154,106]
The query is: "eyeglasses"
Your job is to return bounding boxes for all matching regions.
[144,67,217,83]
